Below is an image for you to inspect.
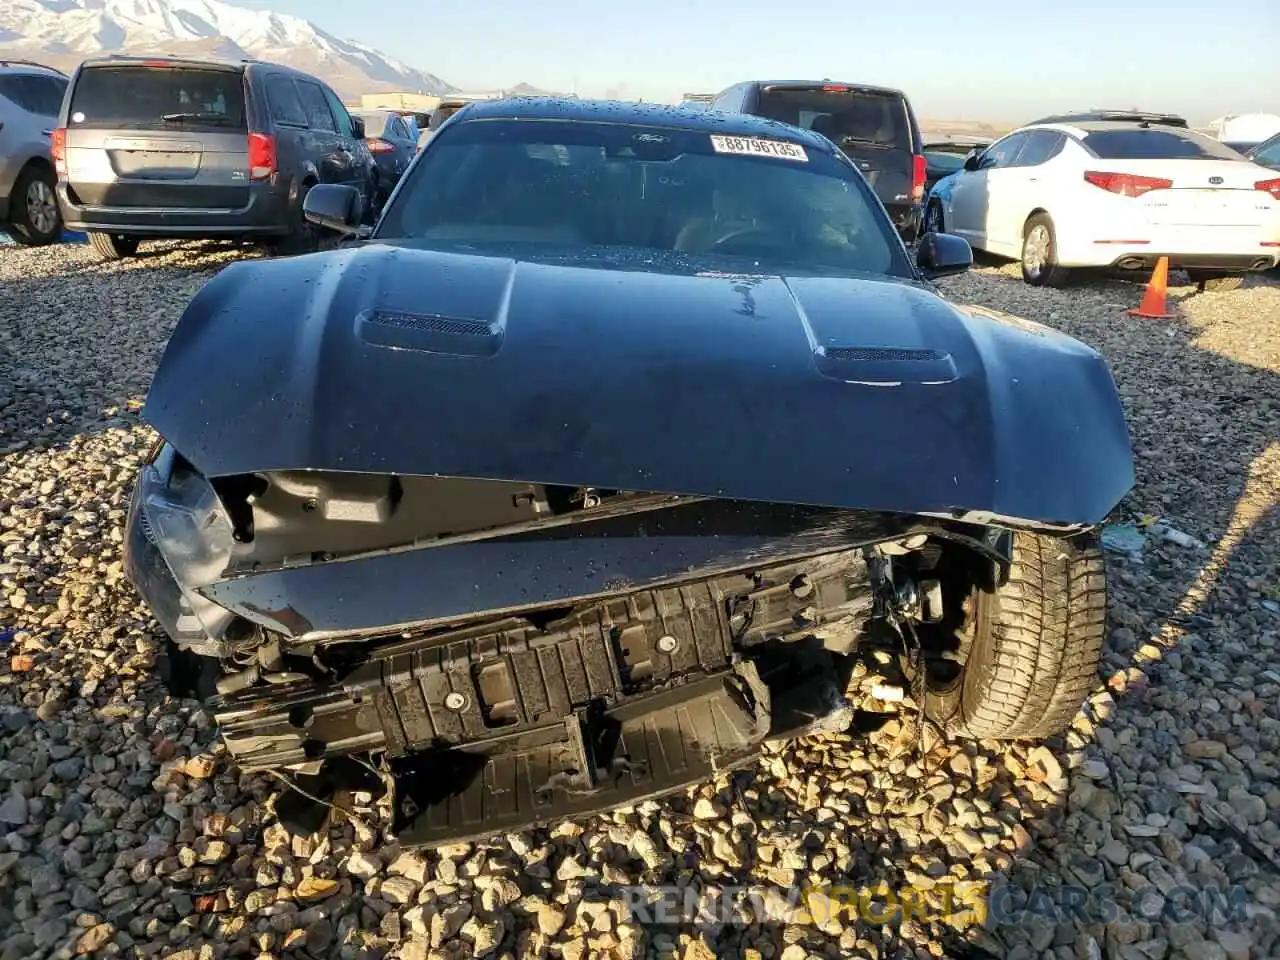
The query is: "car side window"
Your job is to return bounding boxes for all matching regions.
[0,75,63,115]
[322,87,354,138]
[1010,131,1064,167]
[392,117,410,140]
[296,80,336,133]
[266,76,307,126]
[979,133,1030,170]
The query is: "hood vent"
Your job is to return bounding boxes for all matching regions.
[357,310,502,357]
[816,345,957,385]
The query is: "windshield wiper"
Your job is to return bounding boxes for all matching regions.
[161,113,233,124]
[836,135,892,148]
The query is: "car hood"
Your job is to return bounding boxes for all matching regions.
[144,242,1133,525]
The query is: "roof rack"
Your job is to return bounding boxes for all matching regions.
[1030,110,1188,128]
[0,59,68,76]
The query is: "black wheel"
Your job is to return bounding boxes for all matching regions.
[7,164,61,246]
[1186,271,1244,293]
[919,531,1105,741]
[1021,213,1071,287]
[923,200,945,235]
[266,181,320,256]
[87,231,141,260]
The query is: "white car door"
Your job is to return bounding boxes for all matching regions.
[948,132,1028,251]
[987,130,1067,257]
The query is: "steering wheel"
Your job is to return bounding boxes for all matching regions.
[710,226,783,252]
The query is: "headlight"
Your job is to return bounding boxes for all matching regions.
[133,444,238,643]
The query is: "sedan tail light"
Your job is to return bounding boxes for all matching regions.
[911,154,927,202]
[366,138,395,154]
[1083,171,1172,197]
[51,127,67,178]
[1255,178,1280,200]
[247,133,276,181]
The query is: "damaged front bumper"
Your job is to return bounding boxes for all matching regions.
[124,444,1010,845]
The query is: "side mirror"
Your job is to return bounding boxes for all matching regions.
[917,231,972,279]
[963,152,981,172]
[350,116,365,139]
[304,184,364,235]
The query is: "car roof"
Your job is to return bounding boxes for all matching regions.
[0,59,67,77]
[1019,120,1203,139]
[743,79,909,99]
[76,53,301,77]
[458,96,837,151]
[1028,110,1187,127]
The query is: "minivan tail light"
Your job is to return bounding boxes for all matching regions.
[366,137,394,154]
[51,127,67,178]
[1254,178,1280,200]
[911,154,926,202]
[1083,171,1172,197]
[247,133,276,181]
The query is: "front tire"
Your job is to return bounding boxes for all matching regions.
[7,164,62,246]
[921,531,1105,741]
[88,232,141,260]
[1021,213,1071,287]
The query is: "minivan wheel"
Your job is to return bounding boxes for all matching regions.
[267,182,321,256]
[918,530,1105,740]
[7,165,61,246]
[88,232,141,261]
[1021,214,1071,287]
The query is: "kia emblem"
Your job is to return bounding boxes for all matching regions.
[1209,176,1224,185]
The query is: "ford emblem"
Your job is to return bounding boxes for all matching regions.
[1209,176,1224,185]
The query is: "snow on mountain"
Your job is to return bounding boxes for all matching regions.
[0,0,453,95]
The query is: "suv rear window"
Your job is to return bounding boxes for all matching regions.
[1083,128,1243,161]
[69,66,246,132]
[428,103,465,131]
[754,87,911,150]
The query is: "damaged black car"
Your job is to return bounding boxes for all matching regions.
[125,98,1134,847]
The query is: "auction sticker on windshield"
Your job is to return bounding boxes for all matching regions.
[710,135,809,162]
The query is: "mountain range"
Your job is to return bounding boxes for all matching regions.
[0,0,462,96]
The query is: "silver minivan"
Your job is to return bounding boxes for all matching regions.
[55,55,375,259]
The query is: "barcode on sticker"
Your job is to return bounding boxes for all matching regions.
[710,135,808,162]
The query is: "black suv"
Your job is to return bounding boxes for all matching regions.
[710,80,926,243]
[55,56,376,260]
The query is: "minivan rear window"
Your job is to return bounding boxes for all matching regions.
[755,87,911,150]
[69,66,247,132]
[1082,129,1243,161]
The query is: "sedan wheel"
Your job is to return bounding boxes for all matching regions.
[924,201,944,234]
[1020,214,1070,287]
[6,165,62,246]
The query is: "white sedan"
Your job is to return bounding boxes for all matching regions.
[923,119,1280,289]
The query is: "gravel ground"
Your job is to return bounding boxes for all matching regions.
[0,243,1277,960]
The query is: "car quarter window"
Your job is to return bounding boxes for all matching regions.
[322,87,354,137]
[979,133,1030,169]
[296,80,337,133]
[266,76,307,126]
[1011,131,1065,166]
[1255,137,1280,166]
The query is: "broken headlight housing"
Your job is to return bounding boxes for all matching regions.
[127,443,239,648]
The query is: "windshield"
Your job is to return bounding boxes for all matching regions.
[376,118,910,277]
[68,66,246,132]
[754,87,911,149]
[1082,128,1245,161]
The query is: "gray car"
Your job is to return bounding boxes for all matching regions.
[356,109,418,210]
[55,55,376,260]
[0,60,69,245]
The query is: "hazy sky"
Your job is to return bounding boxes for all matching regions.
[230,0,1278,124]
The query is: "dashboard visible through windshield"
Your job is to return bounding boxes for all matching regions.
[375,118,912,277]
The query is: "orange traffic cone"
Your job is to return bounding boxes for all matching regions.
[1128,256,1175,319]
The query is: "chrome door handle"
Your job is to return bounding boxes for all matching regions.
[42,129,53,136]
